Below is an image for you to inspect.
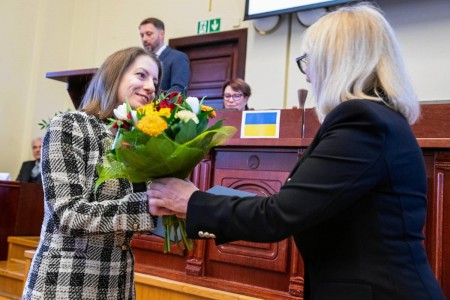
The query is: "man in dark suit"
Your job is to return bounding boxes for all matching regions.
[139,17,190,93]
[16,137,42,183]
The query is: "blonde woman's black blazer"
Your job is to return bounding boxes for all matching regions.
[186,100,445,300]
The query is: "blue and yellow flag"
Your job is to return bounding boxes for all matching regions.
[241,110,280,138]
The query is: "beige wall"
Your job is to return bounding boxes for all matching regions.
[1,0,449,179]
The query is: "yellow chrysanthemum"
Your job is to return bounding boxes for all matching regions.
[136,115,168,137]
[137,103,156,116]
[201,105,216,119]
[158,107,171,118]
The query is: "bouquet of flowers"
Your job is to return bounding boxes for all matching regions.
[96,92,236,253]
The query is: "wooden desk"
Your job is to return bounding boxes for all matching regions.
[0,182,44,260]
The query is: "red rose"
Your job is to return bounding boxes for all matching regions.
[158,99,175,111]
[167,92,183,104]
[168,92,179,100]
[121,122,131,131]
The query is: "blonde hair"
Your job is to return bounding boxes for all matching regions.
[302,3,420,124]
[80,47,162,120]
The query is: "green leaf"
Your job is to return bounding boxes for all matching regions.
[205,119,224,132]
[174,120,198,144]
[38,108,72,130]
[196,115,209,134]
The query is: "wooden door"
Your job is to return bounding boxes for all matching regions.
[169,28,247,109]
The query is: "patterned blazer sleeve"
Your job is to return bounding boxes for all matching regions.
[42,112,155,236]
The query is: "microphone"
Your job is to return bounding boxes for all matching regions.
[297,89,308,138]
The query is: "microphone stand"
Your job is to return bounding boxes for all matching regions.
[297,89,308,138]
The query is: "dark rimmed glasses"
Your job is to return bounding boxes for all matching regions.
[296,53,308,74]
[224,93,243,101]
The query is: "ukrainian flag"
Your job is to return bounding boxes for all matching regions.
[241,110,280,138]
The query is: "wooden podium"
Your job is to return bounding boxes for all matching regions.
[0,181,44,260]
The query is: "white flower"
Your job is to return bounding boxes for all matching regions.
[130,111,138,124]
[185,97,200,114]
[176,110,199,124]
[113,103,138,125]
[113,103,128,119]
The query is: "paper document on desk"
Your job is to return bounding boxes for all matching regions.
[206,185,256,197]
[0,173,11,180]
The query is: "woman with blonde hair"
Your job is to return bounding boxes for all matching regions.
[148,3,445,299]
[300,2,419,124]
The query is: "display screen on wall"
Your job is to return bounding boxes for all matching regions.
[244,0,356,20]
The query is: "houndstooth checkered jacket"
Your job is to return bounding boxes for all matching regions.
[22,112,155,300]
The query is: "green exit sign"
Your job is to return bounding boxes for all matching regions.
[197,18,221,34]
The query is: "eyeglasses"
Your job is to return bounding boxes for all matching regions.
[296,53,308,75]
[224,93,243,101]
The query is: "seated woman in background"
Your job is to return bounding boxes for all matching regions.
[222,78,252,110]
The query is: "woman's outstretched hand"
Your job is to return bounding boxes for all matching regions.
[147,177,198,218]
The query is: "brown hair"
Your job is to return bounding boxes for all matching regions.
[139,17,165,30]
[80,47,162,120]
[222,78,252,97]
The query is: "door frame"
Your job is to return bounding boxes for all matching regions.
[169,28,248,80]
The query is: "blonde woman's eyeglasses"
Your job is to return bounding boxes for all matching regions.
[296,53,308,75]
